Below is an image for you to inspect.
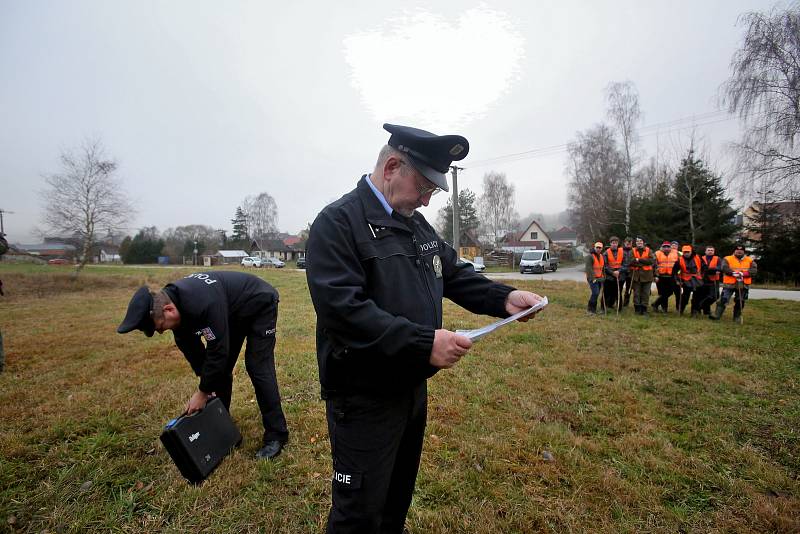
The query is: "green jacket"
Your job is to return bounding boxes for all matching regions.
[629,246,655,283]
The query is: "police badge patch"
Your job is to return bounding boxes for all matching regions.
[432,255,442,278]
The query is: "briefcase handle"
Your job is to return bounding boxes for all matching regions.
[165,395,218,429]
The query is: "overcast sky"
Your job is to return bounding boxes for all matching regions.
[0,0,776,243]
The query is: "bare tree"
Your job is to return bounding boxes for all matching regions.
[479,172,517,246]
[566,123,627,243]
[242,192,279,244]
[606,80,642,234]
[722,5,800,198]
[162,224,221,256]
[41,139,134,271]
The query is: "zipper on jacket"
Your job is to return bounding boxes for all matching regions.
[411,233,437,327]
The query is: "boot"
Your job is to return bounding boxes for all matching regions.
[586,304,596,316]
[691,310,700,318]
[709,302,725,321]
[733,313,742,325]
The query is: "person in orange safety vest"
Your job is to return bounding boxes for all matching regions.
[710,244,758,324]
[698,245,721,316]
[629,237,655,316]
[585,241,605,315]
[671,245,702,316]
[602,236,628,312]
[652,241,679,313]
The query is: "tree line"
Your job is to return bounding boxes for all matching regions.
[568,3,799,282]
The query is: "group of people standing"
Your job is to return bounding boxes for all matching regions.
[585,236,757,323]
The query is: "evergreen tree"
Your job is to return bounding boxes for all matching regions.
[671,149,737,249]
[436,189,480,243]
[231,207,249,241]
[121,228,164,264]
[746,195,800,285]
[629,178,680,247]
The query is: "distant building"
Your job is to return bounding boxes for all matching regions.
[215,250,249,264]
[456,231,482,259]
[500,219,552,252]
[16,242,76,259]
[253,238,304,261]
[741,201,800,242]
[549,226,579,247]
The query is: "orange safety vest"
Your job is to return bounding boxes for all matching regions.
[722,255,753,285]
[591,252,605,279]
[604,247,624,269]
[701,255,720,282]
[678,255,702,282]
[655,249,678,275]
[631,247,653,270]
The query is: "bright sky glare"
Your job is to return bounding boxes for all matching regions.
[344,6,525,130]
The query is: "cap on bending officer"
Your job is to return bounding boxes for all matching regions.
[306,123,544,533]
[117,271,289,460]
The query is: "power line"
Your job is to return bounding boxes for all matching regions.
[464,110,742,169]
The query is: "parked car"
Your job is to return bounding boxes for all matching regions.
[296,256,306,269]
[519,249,559,274]
[458,257,486,273]
[241,256,263,268]
[264,257,285,268]
[47,258,70,265]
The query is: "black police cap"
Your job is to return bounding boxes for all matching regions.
[383,123,469,192]
[117,286,155,337]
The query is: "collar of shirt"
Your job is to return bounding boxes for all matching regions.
[363,174,393,216]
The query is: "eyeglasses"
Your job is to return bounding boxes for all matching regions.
[399,159,442,196]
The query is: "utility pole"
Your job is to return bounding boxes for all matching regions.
[0,209,14,236]
[450,165,464,255]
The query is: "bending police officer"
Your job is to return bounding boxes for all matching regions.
[117,271,289,459]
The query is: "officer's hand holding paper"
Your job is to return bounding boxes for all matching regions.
[456,292,548,342]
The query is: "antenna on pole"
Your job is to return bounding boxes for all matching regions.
[0,209,15,236]
[450,166,464,255]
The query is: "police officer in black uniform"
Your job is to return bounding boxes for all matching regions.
[117,271,289,459]
[306,124,544,533]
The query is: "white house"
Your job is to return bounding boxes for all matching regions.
[500,219,552,253]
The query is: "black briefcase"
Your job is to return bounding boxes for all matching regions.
[159,397,242,484]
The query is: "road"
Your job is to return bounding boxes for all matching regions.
[486,265,800,301]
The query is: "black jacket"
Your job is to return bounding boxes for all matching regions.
[162,271,278,393]
[306,177,514,398]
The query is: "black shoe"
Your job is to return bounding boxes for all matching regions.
[256,440,285,460]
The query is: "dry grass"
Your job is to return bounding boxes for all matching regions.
[0,265,798,533]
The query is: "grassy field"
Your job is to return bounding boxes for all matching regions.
[0,264,798,533]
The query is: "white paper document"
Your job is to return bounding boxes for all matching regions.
[455,296,548,342]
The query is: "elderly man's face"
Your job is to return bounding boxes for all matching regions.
[382,156,439,217]
[705,247,715,256]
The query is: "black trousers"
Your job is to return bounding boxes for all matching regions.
[603,276,623,310]
[676,285,701,313]
[217,305,289,444]
[653,277,675,311]
[698,282,719,314]
[325,382,427,534]
[622,276,633,306]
